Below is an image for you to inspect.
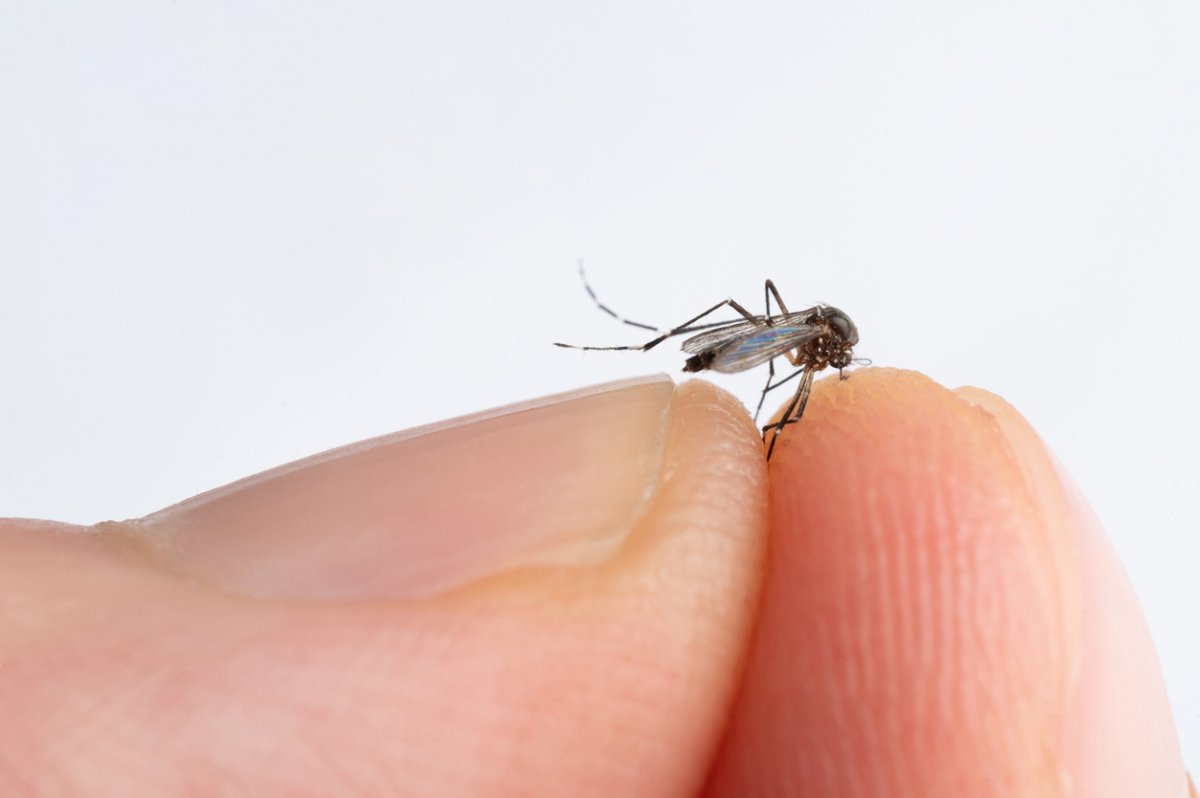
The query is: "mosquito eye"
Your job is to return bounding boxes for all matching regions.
[828,313,857,344]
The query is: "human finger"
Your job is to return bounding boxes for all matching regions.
[705,369,1188,798]
[1,377,767,797]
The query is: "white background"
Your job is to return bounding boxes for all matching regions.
[2,0,1197,770]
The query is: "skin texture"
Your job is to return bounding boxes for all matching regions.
[0,369,1190,797]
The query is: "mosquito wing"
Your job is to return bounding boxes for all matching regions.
[680,319,764,354]
[708,323,819,373]
[681,309,823,354]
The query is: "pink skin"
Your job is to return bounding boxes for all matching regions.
[0,370,1191,797]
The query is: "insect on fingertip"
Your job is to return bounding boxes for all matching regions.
[555,267,863,460]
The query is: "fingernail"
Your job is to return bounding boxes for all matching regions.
[957,388,1188,798]
[114,376,675,600]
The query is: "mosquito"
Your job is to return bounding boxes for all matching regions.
[553,266,863,460]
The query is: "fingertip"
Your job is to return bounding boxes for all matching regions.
[707,368,1185,797]
[957,387,1187,798]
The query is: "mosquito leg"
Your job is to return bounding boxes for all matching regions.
[554,296,760,353]
[760,372,806,440]
[763,368,813,460]
[763,365,806,394]
[748,362,806,422]
[576,262,659,332]
[752,361,807,420]
[753,358,776,424]
[764,279,791,321]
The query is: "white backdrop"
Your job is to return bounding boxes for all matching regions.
[2,0,1197,770]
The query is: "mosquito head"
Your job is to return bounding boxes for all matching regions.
[824,307,859,348]
[821,307,859,372]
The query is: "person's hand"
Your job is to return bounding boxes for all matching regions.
[1,370,1191,796]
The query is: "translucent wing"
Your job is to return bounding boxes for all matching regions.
[680,309,821,354]
[709,323,818,373]
[681,319,764,354]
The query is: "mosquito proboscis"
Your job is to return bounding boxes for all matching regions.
[553,266,864,460]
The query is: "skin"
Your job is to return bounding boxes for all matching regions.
[0,369,1192,797]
